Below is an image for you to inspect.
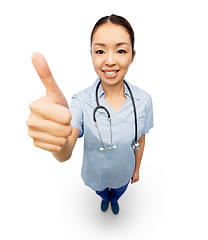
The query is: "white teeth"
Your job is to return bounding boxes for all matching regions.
[104,71,117,75]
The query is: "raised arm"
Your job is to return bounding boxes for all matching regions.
[26,52,80,162]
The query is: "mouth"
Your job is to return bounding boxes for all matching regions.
[102,70,120,78]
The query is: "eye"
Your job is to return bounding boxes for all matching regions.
[95,50,105,54]
[117,49,127,54]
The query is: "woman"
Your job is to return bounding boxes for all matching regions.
[27,14,153,215]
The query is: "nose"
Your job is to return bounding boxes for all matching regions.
[105,53,116,66]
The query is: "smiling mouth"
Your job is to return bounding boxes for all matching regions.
[102,70,119,76]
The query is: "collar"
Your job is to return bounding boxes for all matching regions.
[89,78,140,103]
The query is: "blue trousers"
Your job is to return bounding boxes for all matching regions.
[95,181,129,205]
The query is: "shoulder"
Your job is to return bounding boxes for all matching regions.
[126,81,152,104]
[71,78,99,102]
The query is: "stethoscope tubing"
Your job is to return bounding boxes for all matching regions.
[123,79,137,142]
[93,79,139,150]
[93,105,110,122]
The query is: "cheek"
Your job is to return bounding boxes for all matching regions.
[92,56,102,70]
[119,57,132,69]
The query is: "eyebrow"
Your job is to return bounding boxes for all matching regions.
[94,42,129,47]
[116,42,129,46]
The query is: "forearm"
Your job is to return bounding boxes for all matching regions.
[134,134,145,172]
[52,139,73,162]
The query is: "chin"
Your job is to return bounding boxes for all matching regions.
[100,78,124,86]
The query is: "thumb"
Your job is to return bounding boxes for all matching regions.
[31,52,68,108]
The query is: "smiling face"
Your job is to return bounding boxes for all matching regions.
[91,23,135,86]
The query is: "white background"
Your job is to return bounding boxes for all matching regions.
[0,0,208,239]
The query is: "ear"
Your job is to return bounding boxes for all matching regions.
[90,49,92,56]
[131,50,136,63]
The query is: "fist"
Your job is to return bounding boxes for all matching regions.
[26,52,72,152]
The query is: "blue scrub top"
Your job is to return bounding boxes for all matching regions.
[70,78,153,191]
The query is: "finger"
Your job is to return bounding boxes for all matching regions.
[31,52,68,108]
[29,96,71,125]
[38,119,72,138]
[27,113,72,138]
[33,140,62,152]
[31,52,59,93]
[131,177,138,184]
[28,128,68,146]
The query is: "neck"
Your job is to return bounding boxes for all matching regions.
[101,80,125,99]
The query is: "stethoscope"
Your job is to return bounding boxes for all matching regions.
[93,79,140,151]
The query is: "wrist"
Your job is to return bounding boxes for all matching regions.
[52,140,72,162]
[133,169,140,174]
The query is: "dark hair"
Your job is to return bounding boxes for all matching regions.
[91,14,135,54]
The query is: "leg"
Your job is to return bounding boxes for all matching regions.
[109,181,130,215]
[95,187,110,203]
[95,187,110,212]
[110,181,129,205]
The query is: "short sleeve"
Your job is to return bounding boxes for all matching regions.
[142,95,153,134]
[69,94,84,138]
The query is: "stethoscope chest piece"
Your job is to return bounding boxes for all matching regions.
[131,141,140,150]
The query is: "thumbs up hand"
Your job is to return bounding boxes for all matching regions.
[31,52,69,108]
[27,52,72,153]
